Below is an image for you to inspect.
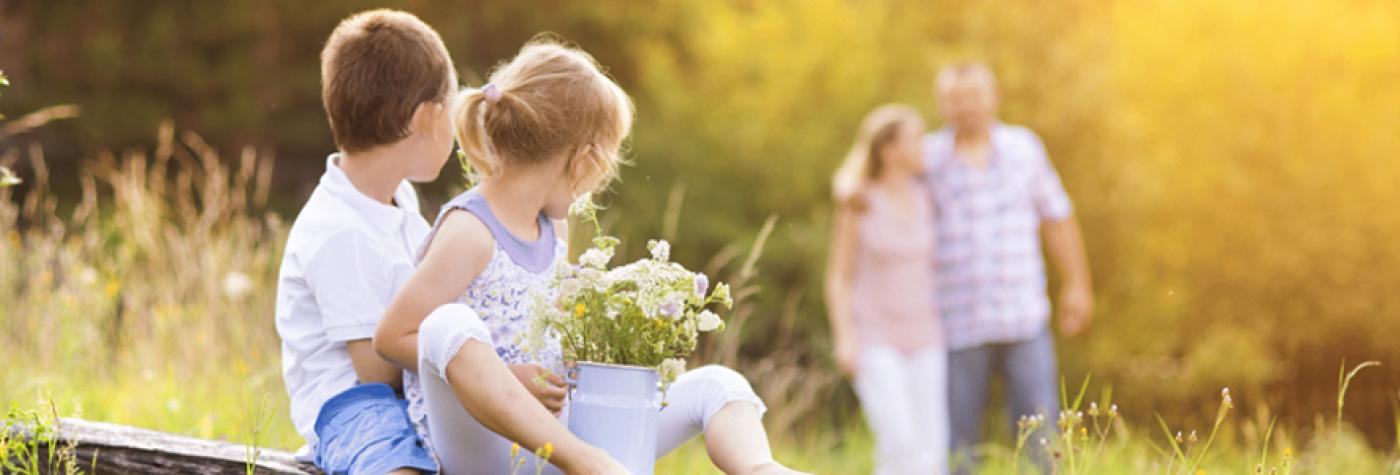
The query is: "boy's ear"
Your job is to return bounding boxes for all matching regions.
[409,102,443,135]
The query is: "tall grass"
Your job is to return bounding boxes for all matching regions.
[1,121,294,447]
[2,123,1399,473]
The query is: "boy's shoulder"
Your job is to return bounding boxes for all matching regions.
[284,184,380,258]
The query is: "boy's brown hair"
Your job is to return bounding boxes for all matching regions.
[320,10,455,153]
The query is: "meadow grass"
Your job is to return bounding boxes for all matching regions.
[2,127,1399,473]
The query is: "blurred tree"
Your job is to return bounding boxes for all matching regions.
[2,0,1398,442]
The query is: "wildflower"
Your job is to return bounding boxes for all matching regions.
[1221,387,1234,409]
[575,303,587,318]
[647,239,671,261]
[659,358,686,383]
[1088,402,1100,417]
[511,443,520,459]
[535,441,555,460]
[78,266,98,286]
[1188,430,1198,443]
[105,280,121,298]
[222,271,253,300]
[592,235,620,251]
[569,193,599,221]
[659,299,682,319]
[712,282,733,307]
[697,310,723,331]
[1108,404,1119,418]
[579,247,613,269]
[693,273,709,300]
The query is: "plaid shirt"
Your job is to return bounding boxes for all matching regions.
[923,123,1074,351]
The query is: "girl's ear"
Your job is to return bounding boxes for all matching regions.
[568,144,603,190]
[568,144,593,177]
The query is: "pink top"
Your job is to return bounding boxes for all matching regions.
[848,182,943,353]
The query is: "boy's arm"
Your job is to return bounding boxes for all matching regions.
[345,340,403,387]
[303,228,410,386]
[375,211,493,370]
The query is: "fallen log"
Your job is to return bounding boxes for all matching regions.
[10,418,320,474]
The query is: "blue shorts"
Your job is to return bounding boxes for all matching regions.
[314,383,438,474]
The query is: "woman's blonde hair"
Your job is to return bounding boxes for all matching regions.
[456,37,634,188]
[832,104,923,202]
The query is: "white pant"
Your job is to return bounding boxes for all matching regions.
[853,345,949,475]
[417,304,767,474]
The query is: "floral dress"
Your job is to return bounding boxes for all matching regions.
[403,190,567,457]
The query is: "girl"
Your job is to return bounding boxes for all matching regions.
[824,105,948,474]
[375,39,806,475]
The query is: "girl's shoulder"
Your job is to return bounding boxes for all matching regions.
[834,184,873,215]
[420,208,496,269]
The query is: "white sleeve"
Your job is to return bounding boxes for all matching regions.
[303,228,394,342]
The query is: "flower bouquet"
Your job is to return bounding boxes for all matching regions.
[524,202,731,474]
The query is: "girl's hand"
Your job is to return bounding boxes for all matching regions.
[833,335,858,377]
[510,364,568,415]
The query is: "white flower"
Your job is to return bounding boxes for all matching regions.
[579,247,613,269]
[222,271,253,300]
[569,193,599,219]
[647,239,670,262]
[78,266,99,286]
[659,358,687,383]
[577,268,609,292]
[697,310,723,332]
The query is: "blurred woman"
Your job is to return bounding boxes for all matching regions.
[825,104,947,474]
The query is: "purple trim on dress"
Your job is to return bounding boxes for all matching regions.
[432,190,556,273]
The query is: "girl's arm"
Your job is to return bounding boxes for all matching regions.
[375,212,626,474]
[823,197,861,376]
[375,211,493,369]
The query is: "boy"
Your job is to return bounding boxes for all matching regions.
[275,9,455,474]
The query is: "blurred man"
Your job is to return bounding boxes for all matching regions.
[923,62,1094,474]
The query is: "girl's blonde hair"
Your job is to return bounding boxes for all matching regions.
[832,104,923,202]
[456,37,634,187]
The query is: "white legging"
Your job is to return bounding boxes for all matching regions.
[417,304,767,474]
[854,345,949,475]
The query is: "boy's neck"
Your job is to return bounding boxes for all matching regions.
[339,146,409,205]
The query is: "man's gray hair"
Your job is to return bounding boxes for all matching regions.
[936,61,998,94]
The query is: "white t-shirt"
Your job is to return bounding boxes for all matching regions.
[275,154,431,456]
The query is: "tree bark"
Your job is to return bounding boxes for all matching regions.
[9,418,320,474]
